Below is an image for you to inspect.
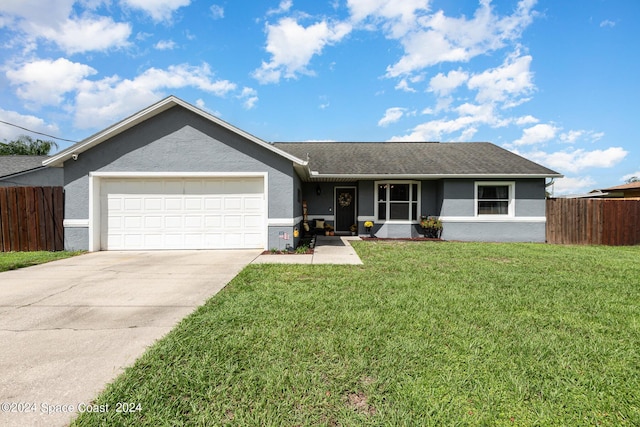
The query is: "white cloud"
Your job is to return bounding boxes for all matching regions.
[0,108,60,141]
[389,116,476,141]
[0,0,131,54]
[6,58,97,105]
[523,147,628,174]
[239,87,258,109]
[267,0,293,15]
[557,129,604,144]
[74,63,237,128]
[467,52,534,105]
[559,130,583,143]
[154,39,177,50]
[512,123,559,146]
[209,4,224,20]
[0,0,75,27]
[36,16,131,54]
[120,0,191,22]
[428,69,469,96]
[347,0,430,38]
[395,79,416,92]
[600,19,616,28]
[385,0,537,77]
[253,17,352,84]
[378,107,406,127]
[551,176,596,196]
[515,115,538,125]
[390,101,504,141]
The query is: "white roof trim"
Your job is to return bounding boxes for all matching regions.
[307,172,563,180]
[44,96,307,167]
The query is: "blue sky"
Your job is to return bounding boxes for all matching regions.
[1,0,638,195]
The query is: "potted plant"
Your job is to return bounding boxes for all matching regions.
[349,224,357,235]
[324,223,335,236]
[420,216,443,239]
[364,220,374,237]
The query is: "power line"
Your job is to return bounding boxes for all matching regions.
[0,119,79,143]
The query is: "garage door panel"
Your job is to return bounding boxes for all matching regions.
[224,198,242,210]
[163,181,183,194]
[205,215,222,227]
[145,198,163,210]
[101,178,265,250]
[244,197,263,211]
[124,216,142,229]
[244,215,262,228]
[185,198,203,210]
[165,198,182,210]
[204,197,222,209]
[144,216,162,228]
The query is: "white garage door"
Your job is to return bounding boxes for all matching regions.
[100,177,265,250]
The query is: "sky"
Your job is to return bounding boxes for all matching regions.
[1,0,638,195]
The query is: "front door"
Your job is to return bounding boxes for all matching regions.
[335,187,356,233]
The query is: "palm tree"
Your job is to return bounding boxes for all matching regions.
[0,135,58,155]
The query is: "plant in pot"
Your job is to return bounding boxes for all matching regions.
[420,216,443,239]
[364,221,374,237]
[324,223,335,236]
[349,224,357,235]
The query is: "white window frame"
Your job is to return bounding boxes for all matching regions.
[374,180,421,223]
[474,181,515,217]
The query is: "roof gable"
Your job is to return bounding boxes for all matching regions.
[44,96,307,167]
[274,142,561,179]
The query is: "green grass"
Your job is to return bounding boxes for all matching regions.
[73,242,640,426]
[0,250,83,272]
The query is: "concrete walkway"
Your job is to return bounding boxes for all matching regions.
[0,250,260,427]
[252,235,363,265]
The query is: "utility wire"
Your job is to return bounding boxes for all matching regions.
[0,119,79,143]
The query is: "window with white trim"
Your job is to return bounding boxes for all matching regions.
[475,182,514,216]
[376,181,420,221]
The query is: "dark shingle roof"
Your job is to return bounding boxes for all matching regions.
[0,156,49,178]
[273,142,561,177]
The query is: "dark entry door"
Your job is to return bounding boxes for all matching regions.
[335,187,356,232]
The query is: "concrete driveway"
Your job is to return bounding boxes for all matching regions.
[0,250,260,427]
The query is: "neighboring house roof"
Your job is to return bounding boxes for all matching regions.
[44,96,308,168]
[274,141,562,180]
[568,182,640,198]
[0,155,49,178]
[601,182,640,192]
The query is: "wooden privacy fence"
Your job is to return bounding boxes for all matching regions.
[546,198,640,245]
[0,186,64,252]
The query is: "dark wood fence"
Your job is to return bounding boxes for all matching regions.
[0,186,64,251]
[546,198,640,245]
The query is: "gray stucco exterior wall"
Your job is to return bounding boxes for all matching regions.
[63,106,297,250]
[439,178,547,242]
[300,178,547,242]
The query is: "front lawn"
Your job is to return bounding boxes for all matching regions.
[0,250,83,272]
[73,242,640,426]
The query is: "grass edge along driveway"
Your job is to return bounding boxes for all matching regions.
[0,251,83,272]
[73,241,640,426]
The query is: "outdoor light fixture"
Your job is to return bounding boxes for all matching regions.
[316,185,321,196]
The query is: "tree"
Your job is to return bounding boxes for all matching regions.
[0,135,58,155]
[625,176,639,184]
